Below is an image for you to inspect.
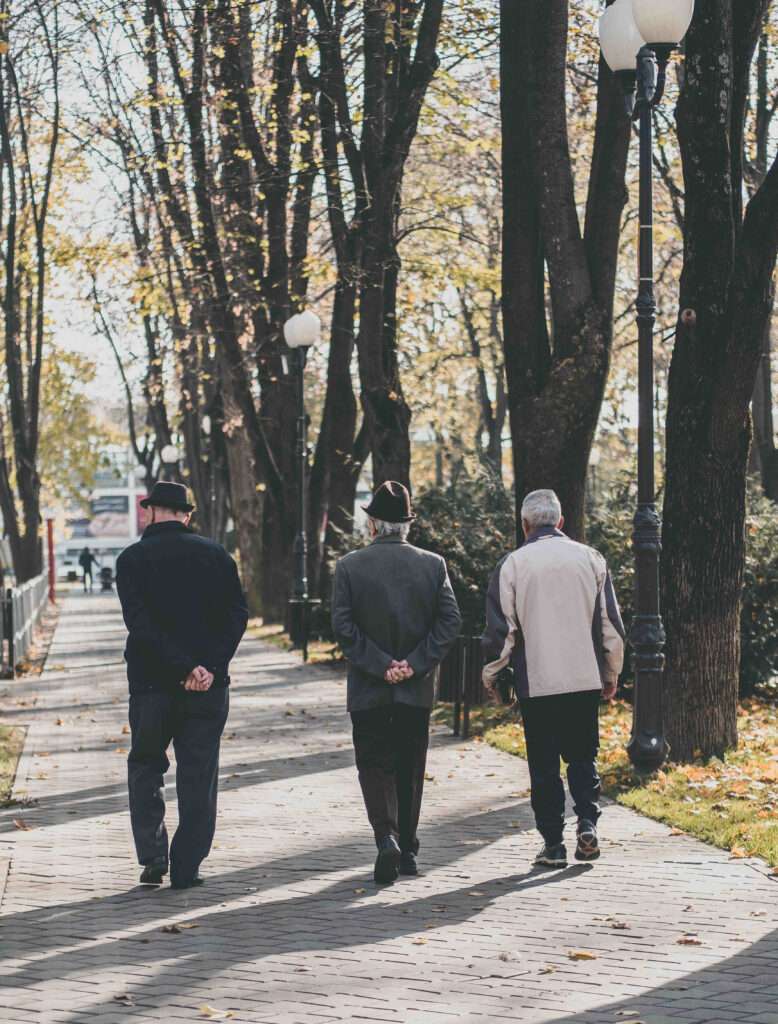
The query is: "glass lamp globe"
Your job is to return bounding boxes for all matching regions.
[599,0,645,72]
[631,0,694,47]
[160,443,180,464]
[284,310,321,349]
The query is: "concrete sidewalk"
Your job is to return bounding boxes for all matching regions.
[0,592,775,1024]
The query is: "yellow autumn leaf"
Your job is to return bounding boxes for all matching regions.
[568,950,598,961]
[199,1006,233,1020]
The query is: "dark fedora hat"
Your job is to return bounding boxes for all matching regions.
[362,480,416,523]
[140,481,194,513]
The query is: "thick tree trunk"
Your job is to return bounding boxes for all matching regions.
[500,0,630,542]
[357,226,412,487]
[309,280,360,598]
[220,360,264,616]
[662,0,777,761]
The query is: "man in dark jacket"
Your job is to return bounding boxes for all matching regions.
[116,481,248,889]
[332,481,461,884]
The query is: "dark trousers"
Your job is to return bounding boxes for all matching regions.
[519,689,601,846]
[351,704,431,853]
[128,686,229,882]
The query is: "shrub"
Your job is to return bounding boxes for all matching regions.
[741,493,778,697]
[410,471,515,635]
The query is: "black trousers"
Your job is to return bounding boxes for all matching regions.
[519,689,601,846]
[351,704,431,853]
[128,686,229,882]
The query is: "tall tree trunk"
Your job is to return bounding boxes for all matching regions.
[662,0,778,761]
[750,270,778,500]
[219,356,264,616]
[309,279,360,598]
[500,0,630,541]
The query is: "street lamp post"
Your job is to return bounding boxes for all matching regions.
[598,0,694,770]
[283,310,321,662]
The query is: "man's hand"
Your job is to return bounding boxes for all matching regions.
[184,665,214,691]
[384,659,414,684]
[482,679,500,706]
[602,678,617,701]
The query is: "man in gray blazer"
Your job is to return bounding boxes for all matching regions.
[332,481,461,884]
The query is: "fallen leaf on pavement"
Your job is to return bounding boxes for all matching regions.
[568,950,598,961]
[199,1005,233,1020]
[668,827,685,836]
[539,966,556,974]
[114,748,128,754]
[121,724,130,735]
[161,924,183,934]
[412,938,427,945]
[498,952,511,962]
[676,934,703,946]
[113,995,134,1006]
[13,819,32,831]
[353,888,366,894]
[610,921,630,930]
[730,847,748,859]
[55,718,64,726]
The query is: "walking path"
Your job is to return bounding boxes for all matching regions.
[0,592,776,1024]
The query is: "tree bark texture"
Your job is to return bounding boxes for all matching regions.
[500,0,630,541]
[662,0,778,760]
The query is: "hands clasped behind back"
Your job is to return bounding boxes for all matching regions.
[183,665,215,691]
[384,659,414,685]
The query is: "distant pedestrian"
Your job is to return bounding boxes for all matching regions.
[482,489,625,869]
[332,481,461,884]
[116,481,248,890]
[79,546,100,593]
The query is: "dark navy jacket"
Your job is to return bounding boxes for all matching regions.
[116,522,248,693]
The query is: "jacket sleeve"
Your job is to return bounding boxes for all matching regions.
[481,554,518,687]
[206,555,249,672]
[599,568,626,684]
[405,558,462,678]
[331,559,394,679]
[116,550,198,681]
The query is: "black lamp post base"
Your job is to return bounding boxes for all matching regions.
[288,597,322,662]
[627,731,670,772]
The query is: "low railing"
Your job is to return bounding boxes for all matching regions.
[438,635,487,739]
[2,573,49,677]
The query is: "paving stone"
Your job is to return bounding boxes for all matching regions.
[0,591,776,1023]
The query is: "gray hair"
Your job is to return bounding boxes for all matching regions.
[370,517,411,541]
[520,489,562,531]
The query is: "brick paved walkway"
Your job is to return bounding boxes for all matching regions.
[0,592,776,1024]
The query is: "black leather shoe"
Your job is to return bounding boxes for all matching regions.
[170,873,204,890]
[374,836,401,884]
[139,861,168,885]
[399,851,418,876]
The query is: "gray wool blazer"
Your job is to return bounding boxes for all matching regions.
[332,535,462,712]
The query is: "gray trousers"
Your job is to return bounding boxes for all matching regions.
[128,687,229,883]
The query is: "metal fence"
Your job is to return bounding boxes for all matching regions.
[1,573,49,677]
[438,635,487,739]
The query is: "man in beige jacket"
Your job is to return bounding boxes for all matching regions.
[482,489,625,868]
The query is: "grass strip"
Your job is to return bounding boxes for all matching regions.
[433,698,778,868]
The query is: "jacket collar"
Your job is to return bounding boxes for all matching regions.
[142,521,192,539]
[524,525,566,545]
[370,533,407,545]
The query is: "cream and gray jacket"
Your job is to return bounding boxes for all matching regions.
[482,527,625,699]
